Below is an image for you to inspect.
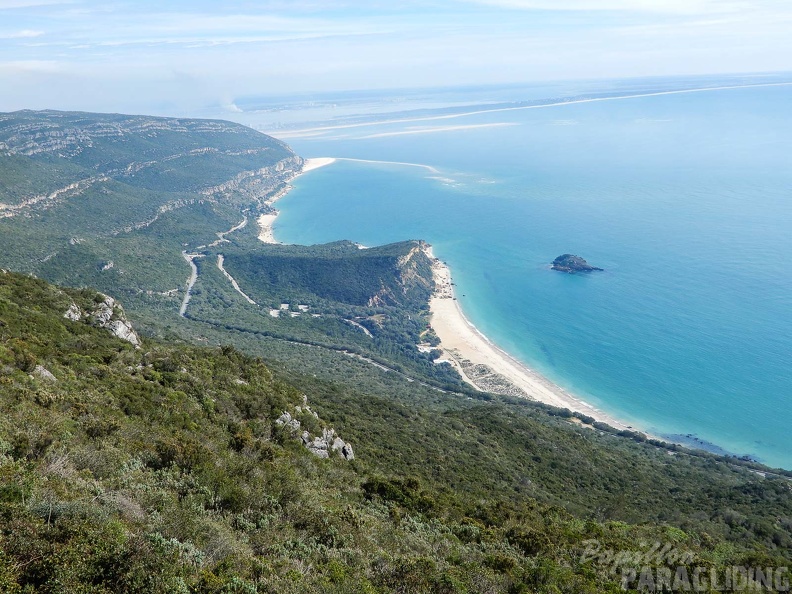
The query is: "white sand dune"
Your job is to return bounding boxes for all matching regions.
[336,157,439,173]
[302,157,337,172]
[257,213,280,244]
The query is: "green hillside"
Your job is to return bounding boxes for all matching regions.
[181,238,461,388]
[0,111,467,387]
[0,110,301,300]
[222,240,433,309]
[0,112,452,386]
[1,271,791,593]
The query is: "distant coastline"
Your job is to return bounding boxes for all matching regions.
[267,81,792,140]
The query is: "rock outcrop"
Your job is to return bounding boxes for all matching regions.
[33,365,57,382]
[274,411,302,431]
[551,254,604,273]
[64,294,141,348]
[301,428,355,461]
[275,400,354,461]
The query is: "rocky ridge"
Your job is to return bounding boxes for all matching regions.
[276,398,355,461]
[64,294,141,347]
[0,110,300,218]
[199,156,303,209]
[0,111,279,158]
[366,240,434,308]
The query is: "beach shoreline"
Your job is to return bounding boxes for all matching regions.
[257,157,645,436]
[424,244,641,434]
[257,157,336,243]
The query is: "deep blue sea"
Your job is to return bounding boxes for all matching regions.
[265,83,792,469]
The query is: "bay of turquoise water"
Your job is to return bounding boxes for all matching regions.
[272,85,792,469]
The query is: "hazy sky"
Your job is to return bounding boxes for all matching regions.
[1,0,791,114]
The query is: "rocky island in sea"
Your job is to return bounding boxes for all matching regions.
[551,254,604,273]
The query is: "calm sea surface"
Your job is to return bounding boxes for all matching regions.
[270,84,792,469]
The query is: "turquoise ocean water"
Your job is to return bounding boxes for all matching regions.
[269,84,792,469]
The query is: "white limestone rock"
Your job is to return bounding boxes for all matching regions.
[275,411,301,431]
[63,294,140,348]
[64,303,82,322]
[108,319,141,347]
[33,365,57,382]
[277,398,354,461]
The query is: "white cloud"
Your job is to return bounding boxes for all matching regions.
[0,0,790,113]
[0,59,61,73]
[0,29,44,38]
[9,10,392,52]
[462,0,750,15]
[0,0,73,8]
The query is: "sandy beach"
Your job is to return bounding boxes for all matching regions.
[256,159,639,434]
[301,157,337,172]
[425,245,636,433]
[257,157,337,243]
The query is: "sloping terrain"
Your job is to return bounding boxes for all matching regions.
[1,271,791,593]
[0,111,454,385]
[222,240,433,309]
[0,110,301,305]
[181,238,461,387]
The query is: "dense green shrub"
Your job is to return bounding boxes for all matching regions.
[1,262,790,593]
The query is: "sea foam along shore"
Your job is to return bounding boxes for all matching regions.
[257,157,337,243]
[424,244,637,433]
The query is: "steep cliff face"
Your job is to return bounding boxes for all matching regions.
[199,155,303,211]
[396,240,434,295]
[223,239,435,310]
